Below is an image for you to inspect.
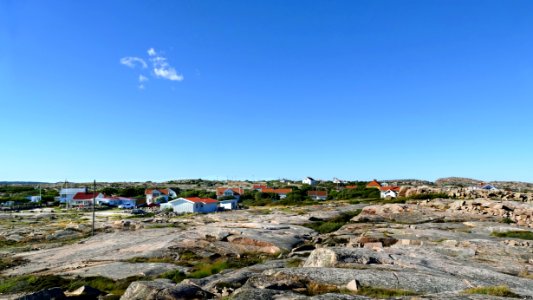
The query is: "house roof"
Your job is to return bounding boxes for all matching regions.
[345,185,357,189]
[253,185,268,190]
[305,177,315,181]
[366,180,382,188]
[262,188,292,194]
[216,187,244,196]
[145,188,173,195]
[308,191,327,196]
[379,186,400,192]
[73,192,99,200]
[184,197,218,204]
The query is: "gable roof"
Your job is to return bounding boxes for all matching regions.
[73,192,99,200]
[184,197,218,204]
[366,180,382,188]
[253,184,268,190]
[145,188,173,195]
[308,191,327,196]
[379,186,400,192]
[216,187,244,196]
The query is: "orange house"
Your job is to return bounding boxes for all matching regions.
[366,179,382,189]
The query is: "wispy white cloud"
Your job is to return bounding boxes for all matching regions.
[121,48,184,89]
[147,48,184,81]
[120,57,147,69]
[139,75,149,82]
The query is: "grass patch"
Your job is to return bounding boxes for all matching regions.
[463,285,519,298]
[126,212,155,219]
[355,286,419,298]
[126,256,177,264]
[161,254,265,283]
[0,256,27,271]
[491,230,533,240]
[304,209,362,234]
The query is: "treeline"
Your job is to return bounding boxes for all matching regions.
[0,186,58,203]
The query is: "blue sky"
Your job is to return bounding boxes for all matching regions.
[1,0,532,183]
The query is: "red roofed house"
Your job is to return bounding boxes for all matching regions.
[261,188,292,199]
[160,197,218,214]
[72,192,104,207]
[308,190,328,201]
[145,188,177,204]
[380,186,401,198]
[366,179,382,189]
[216,187,244,200]
[253,184,268,191]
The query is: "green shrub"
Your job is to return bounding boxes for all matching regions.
[491,231,533,240]
[304,210,362,234]
[463,285,519,298]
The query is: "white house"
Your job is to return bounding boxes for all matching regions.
[380,187,400,199]
[71,192,104,207]
[308,191,327,200]
[302,177,317,186]
[59,188,88,204]
[145,188,177,204]
[219,199,239,210]
[160,197,218,214]
[216,187,244,200]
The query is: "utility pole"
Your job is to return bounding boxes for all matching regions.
[92,180,96,236]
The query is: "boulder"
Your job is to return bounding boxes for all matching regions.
[15,287,66,300]
[120,280,213,300]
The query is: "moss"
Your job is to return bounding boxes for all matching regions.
[491,230,533,240]
[304,210,362,234]
[463,285,519,298]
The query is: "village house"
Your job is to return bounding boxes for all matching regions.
[366,179,382,189]
[219,199,239,210]
[216,187,244,200]
[262,188,292,199]
[71,192,104,207]
[145,188,177,204]
[308,190,328,200]
[160,197,218,214]
[302,177,317,186]
[253,184,268,191]
[59,187,88,204]
[380,186,400,198]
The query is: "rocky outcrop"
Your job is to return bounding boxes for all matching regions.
[449,199,533,228]
[120,280,213,300]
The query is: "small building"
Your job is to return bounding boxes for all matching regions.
[26,196,42,203]
[366,179,382,189]
[262,188,292,199]
[481,184,498,191]
[145,188,177,204]
[380,186,400,198]
[219,199,239,210]
[308,190,328,200]
[216,187,244,200]
[98,196,136,207]
[302,177,317,186]
[160,197,218,214]
[71,192,104,207]
[59,188,88,204]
